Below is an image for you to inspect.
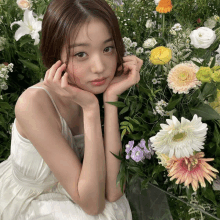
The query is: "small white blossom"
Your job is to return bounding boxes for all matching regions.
[204,17,217,29]
[152,78,157,84]
[172,23,182,31]
[130,42,137,47]
[136,47,144,55]
[143,38,157,48]
[170,29,177,36]
[145,19,155,28]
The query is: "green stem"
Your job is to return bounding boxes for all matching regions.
[162,13,165,37]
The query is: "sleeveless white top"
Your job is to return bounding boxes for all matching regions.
[0,86,133,220]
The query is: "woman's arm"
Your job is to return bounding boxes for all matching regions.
[78,104,106,215]
[103,93,126,203]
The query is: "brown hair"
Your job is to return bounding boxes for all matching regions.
[39,0,126,77]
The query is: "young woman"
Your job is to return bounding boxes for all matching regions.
[0,0,143,219]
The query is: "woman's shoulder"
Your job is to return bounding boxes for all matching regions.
[15,82,63,138]
[16,82,47,108]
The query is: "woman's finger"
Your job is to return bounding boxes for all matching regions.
[54,63,66,81]
[47,60,62,81]
[43,69,49,83]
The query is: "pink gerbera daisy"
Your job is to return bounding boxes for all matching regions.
[166,152,219,191]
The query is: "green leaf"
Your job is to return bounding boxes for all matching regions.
[189,104,220,120]
[217,204,220,218]
[152,165,166,177]
[202,82,217,99]
[128,123,134,132]
[105,101,126,107]
[126,127,131,133]
[202,185,217,205]
[135,102,142,113]
[166,94,183,111]
[210,56,216,68]
[121,129,126,141]
[119,106,129,115]
[216,82,220,90]
[214,123,220,145]
[130,118,140,125]
[17,51,38,61]
[110,151,123,160]
[130,102,137,114]
[19,37,32,47]
[120,121,130,126]
[17,74,24,80]
[191,60,202,67]
[18,59,40,73]
[186,186,193,201]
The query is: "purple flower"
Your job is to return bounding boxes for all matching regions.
[126,154,130,160]
[131,146,145,162]
[125,140,134,154]
[138,139,153,159]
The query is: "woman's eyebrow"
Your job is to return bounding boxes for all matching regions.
[70,37,113,48]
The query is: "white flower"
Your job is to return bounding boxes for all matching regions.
[17,0,32,10]
[143,38,157,48]
[189,27,216,49]
[149,114,208,158]
[204,17,217,29]
[130,42,137,47]
[154,0,160,5]
[172,23,182,31]
[169,29,176,36]
[152,78,157,84]
[136,47,144,55]
[145,19,155,28]
[122,37,132,49]
[10,9,42,45]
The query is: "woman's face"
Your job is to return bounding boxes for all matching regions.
[60,18,118,95]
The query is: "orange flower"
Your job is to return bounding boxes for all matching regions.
[166,152,219,191]
[156,0,173,14]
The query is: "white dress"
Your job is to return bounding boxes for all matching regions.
[0,86,133,220]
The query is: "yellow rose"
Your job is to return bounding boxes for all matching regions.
[149,46,172,65]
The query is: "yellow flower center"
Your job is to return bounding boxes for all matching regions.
[172,132,187,142]
[178,72,188,81]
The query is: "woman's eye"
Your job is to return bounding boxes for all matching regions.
[74,46,115,58]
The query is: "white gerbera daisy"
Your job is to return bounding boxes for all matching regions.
[149,114,208,158]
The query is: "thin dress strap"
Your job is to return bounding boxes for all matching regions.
[29,86,62,120]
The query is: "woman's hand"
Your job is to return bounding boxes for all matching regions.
[43,60,99,111]
[103,55,143,99]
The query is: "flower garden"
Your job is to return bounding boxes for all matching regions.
[1,0,220,219]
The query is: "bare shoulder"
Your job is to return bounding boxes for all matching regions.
[15,84,62,137]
